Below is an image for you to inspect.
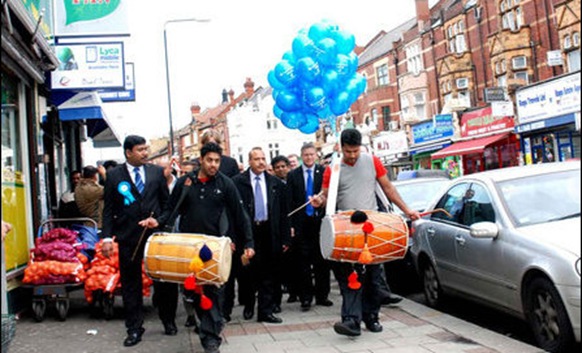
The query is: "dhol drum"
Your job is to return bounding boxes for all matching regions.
[320,210,409,264]
[144,233,232,285]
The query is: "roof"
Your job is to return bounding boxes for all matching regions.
[358,18,416,66]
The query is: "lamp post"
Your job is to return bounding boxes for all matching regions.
[164,18,210,156]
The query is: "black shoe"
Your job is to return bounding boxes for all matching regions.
[257,314,283,324]
[223,313,231,323]
[382,294,403,306]
[243,306,254,320]
[273,305,281,314]
[315,298,333,307]
[163,321,178,336]
[204,342,221,353]
[300,301,311,312]
[364,320,383,333]
[123,327,145,347]
[333,320,361,336]
[287,295,298,303]
[184,315,197,327]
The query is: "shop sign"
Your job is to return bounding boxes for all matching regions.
[547,50,563,67]
[460,107,515,138]
[491,101,514,117]
[373,131,409,158]
[97,62,135,102]
[516,72,580,125]
[53,0,129,37]
[51,42,125,90]
[484,87,506,102]
[19,0,54,37]
[411,114,454,144]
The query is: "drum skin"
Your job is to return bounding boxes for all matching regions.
[320,210,409,264]
[144,233,232,285]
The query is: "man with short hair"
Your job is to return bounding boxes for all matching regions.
[311,129,420,337]
[58,170,82,218]
[102,135,178,347]
[75,165,104,228]
[287,153,300,170]
[271,155,290,182]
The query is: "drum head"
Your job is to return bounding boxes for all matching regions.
[319,215,335,260]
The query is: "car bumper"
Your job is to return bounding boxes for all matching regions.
[557,283,581,342]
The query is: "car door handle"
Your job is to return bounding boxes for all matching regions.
[427,228,436,237]
[455,235,466,246]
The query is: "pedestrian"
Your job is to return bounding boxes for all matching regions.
[232,147,291,323]
[271,155,290,183]
[164,142,255,353]
[199,129,239,177]
[58,170,82,218]
[310,128,420,337]
[101,135,179,347]
[75,165,105,228]
[287,142,333,312]
[287,153,300,170]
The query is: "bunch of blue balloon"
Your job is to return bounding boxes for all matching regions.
[268,20,367,134]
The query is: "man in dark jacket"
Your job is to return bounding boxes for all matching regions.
[232,147,290,324]
[101,135,178,347]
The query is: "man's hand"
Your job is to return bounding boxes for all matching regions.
[101,241,114,258]
[282,244,289,253]
[244,247,255,259]
[138,217,159,229]
[310,193,325,208]
[405,209,421,221]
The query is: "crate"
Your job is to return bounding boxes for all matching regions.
[1,314,16,352]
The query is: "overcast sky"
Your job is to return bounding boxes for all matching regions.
[88,0,437,163]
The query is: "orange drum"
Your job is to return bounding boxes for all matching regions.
[320,210,409,264]
[144,233,232,285]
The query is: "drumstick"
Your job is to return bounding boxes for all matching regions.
[287,191,324,217]
[132,211,154,262]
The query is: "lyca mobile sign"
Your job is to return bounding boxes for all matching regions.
[51,42,125,90]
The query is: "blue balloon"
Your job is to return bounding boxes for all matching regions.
[281,111,307,129]
[273,104,284,118]
[296,57,321,83]
[330,91,351,116]
[276,89,301,112]
[333,30,356,55]
[316,38,337,67]
[305,86,327,112]
[320,69,340,96]
[292,35,315,59]
[268,70,286,90]
[281,51,296,65]
[298,114,320,134]
[317,106,335,121]
[355,73,367,95]
[274,60,296,87]
[347,52,359,75]
[308,22,331,42]
[334,54,352,77]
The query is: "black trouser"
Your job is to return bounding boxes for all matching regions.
[118,242,178,333]
[298,217,331,303]
[192,285,224,349]
[223,248,250,316]
[331,262,383,325]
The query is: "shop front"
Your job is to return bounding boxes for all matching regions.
[408,114,454,170]
[515,71,580,164]
[431,106,519,176]
[372,130,412,179]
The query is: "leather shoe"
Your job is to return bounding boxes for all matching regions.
[300,301,311,312]
[184,315,197,327]
[333,320,361,336]
[273,305,281,314]
[123,327,145,347]
[243,306,254,320]
[204,342,221,353]
[316,298,333,307]
[257,314,283,324]
[382,293,403,306]
[163,321,178,336]
[287,295,298,303]
[364,320,383,333]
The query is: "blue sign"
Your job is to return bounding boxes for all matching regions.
[411,114,454,144]
[98,62,135,102]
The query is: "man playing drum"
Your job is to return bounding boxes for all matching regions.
[310,128,420,337]
[163,142,255,353]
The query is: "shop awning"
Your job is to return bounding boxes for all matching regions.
[57,91,122,148]
[431,133,511,160]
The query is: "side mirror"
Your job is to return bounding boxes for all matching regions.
[470,222,499,239]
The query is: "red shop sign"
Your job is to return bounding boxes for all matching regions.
[460,107,515,138]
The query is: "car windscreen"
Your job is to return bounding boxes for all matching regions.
[497,169,581,227]
[394,179,450,214]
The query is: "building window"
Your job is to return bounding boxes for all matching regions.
[456,77,469,89]
[497,74,507,88]
[401,96,410,118]
[573,32,580,46]
[382,106,391,131]
[371,108,379,126]
[268,143,279,160]
[406,43,423,75]
[512,56,527,69]
[376,64,389,86]
[500,0,523,32]
[513,71,529,85]
[414,92,426,120]
[266,115,278,130]
[568,49,581,72]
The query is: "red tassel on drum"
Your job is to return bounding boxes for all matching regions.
[200,294,213,310]
[347,270,361,290]
[184,274,197,291]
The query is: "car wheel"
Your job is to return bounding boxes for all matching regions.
[421,260,442,308]
[524,277,574,353]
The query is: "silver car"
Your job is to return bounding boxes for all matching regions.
[410,162,580,353]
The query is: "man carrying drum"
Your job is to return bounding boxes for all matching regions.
[163,142,255,353]
[310,128,420,337]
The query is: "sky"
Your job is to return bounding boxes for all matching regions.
[88,0,438,163]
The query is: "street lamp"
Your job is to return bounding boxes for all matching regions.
[164,17,210,156]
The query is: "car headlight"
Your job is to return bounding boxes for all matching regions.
[576,258,581,277]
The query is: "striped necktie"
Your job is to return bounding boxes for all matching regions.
[134,167,144,194]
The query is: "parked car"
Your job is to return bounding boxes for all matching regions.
[383,169,451,293]
[410,162,580,353]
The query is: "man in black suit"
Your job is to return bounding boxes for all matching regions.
[287,142,333,312]
[101,135,178,347]
[232,147,290,324]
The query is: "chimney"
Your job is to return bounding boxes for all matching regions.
[228,89,235,103]
[220,89,227,103]
[190,102,200,122]
[415,0,430,32]
[244,77,255,97]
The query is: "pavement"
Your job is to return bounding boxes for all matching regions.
[7,283,544,353]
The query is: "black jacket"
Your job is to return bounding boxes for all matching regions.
[287,164,325,235]
[232,169,291,255]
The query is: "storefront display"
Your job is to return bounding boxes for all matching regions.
[409,114,454,171]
